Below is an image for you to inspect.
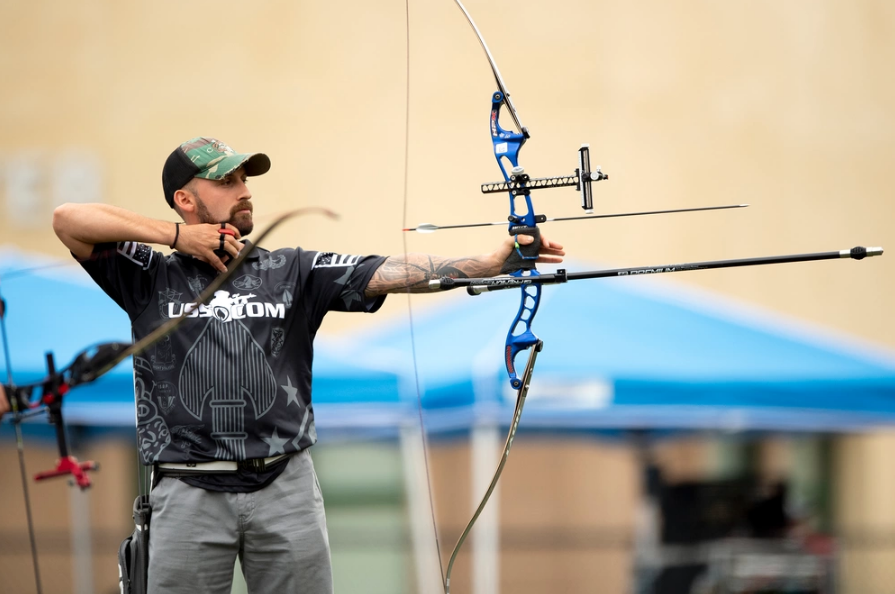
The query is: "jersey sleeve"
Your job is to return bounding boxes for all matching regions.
[299,250,387,323]
[76,242,161,320]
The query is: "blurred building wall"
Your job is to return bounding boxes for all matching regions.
[0,437,134,594]
[0,1,893,593]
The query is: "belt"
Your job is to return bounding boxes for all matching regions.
[157,453,291,474]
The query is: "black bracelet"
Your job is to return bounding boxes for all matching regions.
[171,222,181,249]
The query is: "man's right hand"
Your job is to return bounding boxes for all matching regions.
[175,223,243,273]
[53,203,245,273]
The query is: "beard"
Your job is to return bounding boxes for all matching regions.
[194,195,254,236]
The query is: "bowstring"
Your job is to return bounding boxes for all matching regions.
[0,281,44,593]
[403,0,446,586]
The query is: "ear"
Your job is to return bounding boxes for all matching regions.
[173,187,197,215]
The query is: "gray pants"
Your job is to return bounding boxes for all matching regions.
[147,450,333,594]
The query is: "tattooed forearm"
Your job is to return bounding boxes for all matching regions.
[366,253,498,296]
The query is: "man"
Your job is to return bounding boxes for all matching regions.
[52,137,564,594]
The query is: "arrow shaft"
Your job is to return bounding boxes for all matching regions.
[404,203,748,232]
[553,203,747,223]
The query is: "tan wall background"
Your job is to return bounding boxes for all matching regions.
[1,1,893,593]
[0,0,891,343]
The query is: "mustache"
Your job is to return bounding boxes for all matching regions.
[231,202,253,216]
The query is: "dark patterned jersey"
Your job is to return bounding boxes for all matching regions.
[79,241,386,476]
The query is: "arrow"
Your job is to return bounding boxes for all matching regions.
[404,203,749,233]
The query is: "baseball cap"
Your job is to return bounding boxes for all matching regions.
[162,137,271,208]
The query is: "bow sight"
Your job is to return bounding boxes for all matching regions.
[485,91,608,225]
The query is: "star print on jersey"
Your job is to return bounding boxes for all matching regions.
[262,428,289,456]
[334,266,364,309]
[333,268,352,286]
[82,244,386,465]
[281,376,300,406]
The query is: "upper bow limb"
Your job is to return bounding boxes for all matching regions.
[365,233,564,297]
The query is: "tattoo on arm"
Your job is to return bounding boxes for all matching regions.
[366,253,494,296]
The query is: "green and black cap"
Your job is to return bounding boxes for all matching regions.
[162,137,271,208]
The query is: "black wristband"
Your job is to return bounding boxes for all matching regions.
[171,222,181,249]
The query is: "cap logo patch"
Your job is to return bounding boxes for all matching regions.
[212,140,235,155]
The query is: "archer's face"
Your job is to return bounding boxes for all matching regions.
[189,167,254,236]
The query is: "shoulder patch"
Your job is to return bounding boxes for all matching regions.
[117,242,154,270]
[312,252,361,268]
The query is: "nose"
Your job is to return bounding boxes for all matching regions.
[237,179,252,200]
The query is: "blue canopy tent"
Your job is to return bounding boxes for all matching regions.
[0,249,406,434]
[4,249,893,435]
[337,260,895,434]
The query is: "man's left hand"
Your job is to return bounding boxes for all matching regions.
[489,233,565,273]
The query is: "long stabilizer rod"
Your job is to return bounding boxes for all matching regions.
[427,246,884,293]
